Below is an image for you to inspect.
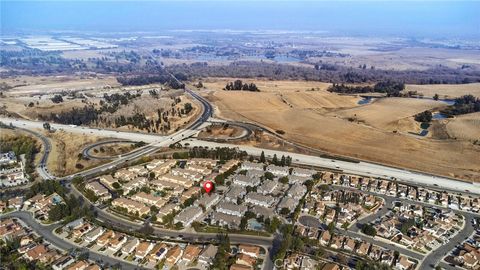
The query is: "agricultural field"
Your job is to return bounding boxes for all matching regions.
[204,78,480,182]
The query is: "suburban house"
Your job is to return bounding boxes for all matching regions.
[84,181,111,201]
[291,168,315,177]
[199,244,218,264]
[240,161,264,171]
[135,241,154,259]
[233,174,261,187]
[244,192,275,207]
[219,160,239,174]
[131,192,167,208]
[216,202,247,217]
[238,244,260,258]
[174,206,202,227]
[165,245,183,267]
[111,198,150,217]
[98,175,117,189]
[194,194,221,209]
[181,245,202,263]
[266,164,289,176]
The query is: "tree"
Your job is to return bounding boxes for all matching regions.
[279,176,289,184]
[264,172,274,180]
[51,94,63,103]
[43,122,51,131]
[433,93,439,101]
[260,151,266,163]
[361,224,377,237]
[272,154,278,165]
[112,182,121,189]
[327,222,335,233]
[280,208,290,215]
[414,110,432,123]
[280,155,286,166]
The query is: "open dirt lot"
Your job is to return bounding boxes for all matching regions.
[405,83,480,99]
[205,78,480,182]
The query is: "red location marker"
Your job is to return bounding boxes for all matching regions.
[203,180,214,194]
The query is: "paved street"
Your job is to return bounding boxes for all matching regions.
[419,215,476,269]
[0,211,147,270]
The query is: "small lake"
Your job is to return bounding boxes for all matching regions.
[358,97,373,105]
[432,112,447,120]
[419,130,429,136]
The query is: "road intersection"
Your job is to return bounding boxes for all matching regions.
[2,85,479,270]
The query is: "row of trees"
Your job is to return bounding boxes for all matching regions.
[328,80,406,97]
[116,74,185,89]
[224,80,259,91]
[167,60,480,84]
[259,151,293,166]
[187,146,248,161]
[441,94,480,117]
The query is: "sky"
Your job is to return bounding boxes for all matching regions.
[1,1,479,38]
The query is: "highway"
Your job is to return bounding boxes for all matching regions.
[0,211,147,270]
[7,116,480,196]
[3,84,479,269]
[184,139,480,195]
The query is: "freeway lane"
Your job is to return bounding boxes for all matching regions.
[0,211,146,270]
[4,116,480,195]
[1,117,166,144]
[184,139,480,195]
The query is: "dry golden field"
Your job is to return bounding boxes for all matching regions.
[405,83,480,99]
[1,75,120,96]
[445,112,480,141]
[44,130,108,176]
[90,142,136,158]
[330,98,446,132]
[204,78,480,182]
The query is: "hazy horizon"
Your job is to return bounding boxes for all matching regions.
[1,1,479,38]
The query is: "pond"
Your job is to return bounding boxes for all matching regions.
[358,97,373,105]
[419,129,429,136]
[432,112,447,120]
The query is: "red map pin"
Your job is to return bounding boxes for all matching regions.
[203,180,214,194]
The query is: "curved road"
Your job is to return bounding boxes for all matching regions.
[3,82,479,269]
[0,211,146,270]
[82,140,136,160]
[17,127,54,180]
